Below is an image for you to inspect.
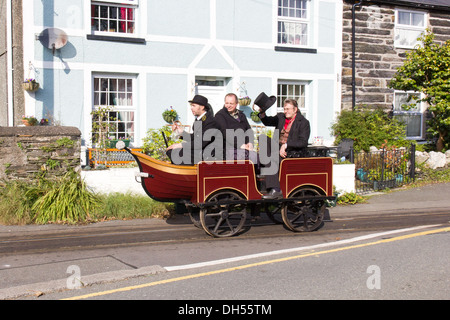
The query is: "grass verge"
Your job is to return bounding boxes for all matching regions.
[0,172,174,225]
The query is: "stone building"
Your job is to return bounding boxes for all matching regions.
[342,0,450,141]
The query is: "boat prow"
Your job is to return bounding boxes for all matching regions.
[129,150,197,203]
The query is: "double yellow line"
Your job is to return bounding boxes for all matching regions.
[64,226,449,300]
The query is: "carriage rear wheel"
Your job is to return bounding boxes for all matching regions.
[200,191,248,238]
[281,188,325,232]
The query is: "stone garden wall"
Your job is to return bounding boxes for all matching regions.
[0,126,81,181]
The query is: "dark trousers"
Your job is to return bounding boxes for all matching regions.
[258,135,281,191]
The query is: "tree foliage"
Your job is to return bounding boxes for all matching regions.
[389,31,450,151]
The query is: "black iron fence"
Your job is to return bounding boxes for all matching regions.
[350,144,416,194]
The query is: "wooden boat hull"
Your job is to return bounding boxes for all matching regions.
[130,151,197,203]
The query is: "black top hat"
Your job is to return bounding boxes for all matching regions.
[189,95,210,109]
[254,92,277,113]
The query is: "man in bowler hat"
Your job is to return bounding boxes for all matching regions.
[167,95,221,165]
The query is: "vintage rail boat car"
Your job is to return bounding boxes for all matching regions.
[118,142,335,238]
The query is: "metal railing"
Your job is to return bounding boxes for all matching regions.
[352,144,416,194]
[88,148,143,167]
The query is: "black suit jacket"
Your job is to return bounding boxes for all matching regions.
[260,111,310,151]
[215,107,254,150]
[168,111,220,165]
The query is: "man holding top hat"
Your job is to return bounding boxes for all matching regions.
[254,92,311,199]
[167,95,221,165]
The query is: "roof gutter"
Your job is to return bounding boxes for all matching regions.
[352,0,363,111]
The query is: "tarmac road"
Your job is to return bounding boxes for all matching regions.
[0,182,449,300]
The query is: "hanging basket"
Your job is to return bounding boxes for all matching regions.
[239,97,251,106]
[163,114,176,124]
[22,82,40,92]
[250,112,261,123]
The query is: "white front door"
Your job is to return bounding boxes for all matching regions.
[195,78,227,116]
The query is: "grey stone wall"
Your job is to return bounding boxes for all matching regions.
[342,1,450,111]
[0,127,81,181]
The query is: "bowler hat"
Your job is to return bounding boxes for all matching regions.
[189,95,210,109]
[254,92,277,112]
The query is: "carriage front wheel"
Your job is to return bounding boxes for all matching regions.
[281,188,325,232]
[199,191,247,238]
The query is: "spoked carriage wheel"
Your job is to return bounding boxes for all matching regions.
[200,191,248,238]
[264,202,284,224]
[281,188,325,232]
[187,206,201,229]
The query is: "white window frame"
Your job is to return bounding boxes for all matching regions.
[277,80,309,117]
[92,74,137,145]
[276,0,311,48]
[393,90,425,140]
[90,0,140,37]
[394,8,427,49]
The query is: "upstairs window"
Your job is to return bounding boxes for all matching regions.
[394,9,427,49]
[277,0,310,47]
[91,0,138,35]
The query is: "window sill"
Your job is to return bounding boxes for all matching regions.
[274,46,317,54]
[87,34,146,44]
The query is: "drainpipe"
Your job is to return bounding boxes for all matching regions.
[352,0,363,111]
[6,0,14,126]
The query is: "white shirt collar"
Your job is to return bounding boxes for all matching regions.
[196,112,207,121]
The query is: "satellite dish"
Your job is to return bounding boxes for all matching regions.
[38,28,68,55]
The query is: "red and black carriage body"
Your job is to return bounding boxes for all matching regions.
[127,149,335,238]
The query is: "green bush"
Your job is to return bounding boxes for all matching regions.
[0,173,100,225]
[331,107,408,152]
[142,126,181,161]
[32,172,101,224]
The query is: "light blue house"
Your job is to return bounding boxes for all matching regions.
[23,0,343,148]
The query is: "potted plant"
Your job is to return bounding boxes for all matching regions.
[22,78,40,92]
[21,115,38,126]
[40,118,49,126]
[368,169,397,190]
[162,107,178,123]
[250,111,261,122]
[239,96,252,106]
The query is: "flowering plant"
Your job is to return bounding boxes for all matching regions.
[239,96,251,106]
[24,78,38,83]
[22,78,40,92]
[162,107,178,123]
[22,115,38,126]
[162,107,177,118]
[40,118,49,125]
